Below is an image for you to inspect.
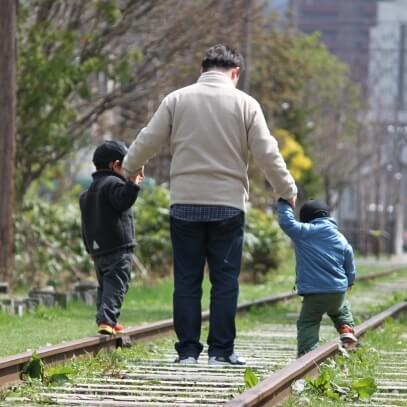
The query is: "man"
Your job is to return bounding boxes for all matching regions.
[123,44,297,365]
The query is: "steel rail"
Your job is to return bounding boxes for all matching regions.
[0,266,404,389]
[225,301,407,407]
[0,292,295,389]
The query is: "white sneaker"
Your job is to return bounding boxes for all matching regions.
[208,353,246,366]
[174,356,198,365]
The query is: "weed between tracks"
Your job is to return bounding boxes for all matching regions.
[282,316,407,406]
[4,339,169,403]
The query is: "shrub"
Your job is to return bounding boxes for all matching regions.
[13,186,288,287]
[14,195,93,289]
[243,207,289,281]
[134,187,289,280]
[133,186,172,276]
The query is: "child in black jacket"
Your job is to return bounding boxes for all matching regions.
[80,140,143,335]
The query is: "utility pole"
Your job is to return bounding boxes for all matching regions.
[0,0,17,283]
[393,23,407,256]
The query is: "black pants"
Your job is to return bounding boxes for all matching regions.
[93,249,133,326]
[170,213,244,358]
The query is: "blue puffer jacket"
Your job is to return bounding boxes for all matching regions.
[277,201,356,295]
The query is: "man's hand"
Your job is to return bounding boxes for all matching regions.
[347,284,353,292]
[128,167,144,185]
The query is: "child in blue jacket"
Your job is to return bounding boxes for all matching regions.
[277,199,358,357]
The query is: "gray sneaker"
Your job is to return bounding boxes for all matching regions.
[174,356,198,365]
[208,353,246,366]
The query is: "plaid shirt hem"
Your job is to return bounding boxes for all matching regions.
[170,204,242,222]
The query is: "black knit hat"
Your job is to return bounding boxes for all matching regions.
[299,200,330,223]
[92,140,128,167]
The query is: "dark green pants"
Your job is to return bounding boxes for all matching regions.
[297,292,354,357]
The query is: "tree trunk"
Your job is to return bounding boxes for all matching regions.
[0,0,16,282]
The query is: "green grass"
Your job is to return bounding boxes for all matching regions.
[282,316,407,406]
[0,257,405,357]
[3,338,173,403]
[0,257,295,357]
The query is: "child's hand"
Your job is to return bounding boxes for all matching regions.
[135,173,144,185]
[128,167,144,185]
[278,196,297,208]
[288,195,297,208]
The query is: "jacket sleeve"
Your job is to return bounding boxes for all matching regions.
[276,200,312,241]
[104,179,140,212]
[247,101,297,200]
[81,227,90,254]
[79,195,90,253]
[123,97,172,176]
[344,244,356,286]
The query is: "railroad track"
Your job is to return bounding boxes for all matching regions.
[2,268,407,406]
[228,301,407,407]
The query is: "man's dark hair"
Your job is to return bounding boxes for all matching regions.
[201,44,245,72]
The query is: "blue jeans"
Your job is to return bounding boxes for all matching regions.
[170,213,244,358]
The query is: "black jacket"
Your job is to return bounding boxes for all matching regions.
[79,170,140,257]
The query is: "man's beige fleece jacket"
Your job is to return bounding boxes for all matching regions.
[123,71,297,211]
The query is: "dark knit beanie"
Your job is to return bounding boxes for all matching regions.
[299,199,330,223]
[93,140,128,167]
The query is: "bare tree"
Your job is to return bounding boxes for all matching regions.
[0,0,16,282]
[16,0,249,198]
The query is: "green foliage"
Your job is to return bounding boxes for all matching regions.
[22,352,45,381]
[351,377,377,399]
[244,207,289,280]
[134,187,288,278]
[16,1,143,199]
[303,346,378,403]
[306,366,376,401]
[307,370,335,400]
[11,341,169,403]
[0,389,9,401]
[14,195,93,288]
[244,368,260,389]
[95,0,123,24]
[46,366,75,385]
[251,22,361,199]
[22,353,75,385]
[306,369,347,400]
[133,186,172,276]
[82,348,127,376]
[335,346,379,378]
[13,184,288,286]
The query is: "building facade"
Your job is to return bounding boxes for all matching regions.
[288,0,407,255]
[290,0,378,95]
